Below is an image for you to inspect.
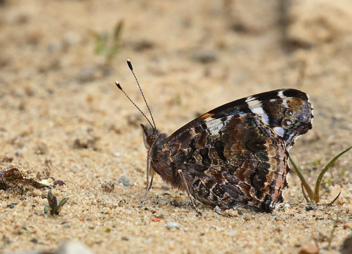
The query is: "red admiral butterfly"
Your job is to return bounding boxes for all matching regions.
[116,60,313,213]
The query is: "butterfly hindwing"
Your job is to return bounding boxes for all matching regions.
[147,89,313,212]
[163,112,289,212]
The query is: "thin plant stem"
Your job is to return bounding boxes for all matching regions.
[328,191,341,206]
[290,157,315,202]
[314,147,352,203]
[301,183,310,203]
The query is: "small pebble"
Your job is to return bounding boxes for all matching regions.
[56,241,94,254]
[305,206,314,211]
[161,184,170,190]
[118,176,133,187]
[213,206,222,213]
[192,50,218,63]
[54,180,66,186]
[30,238,38,243]
[341,234,352,254]
[166,222,180,230]
[113,152,120,158]
[299,243,319,254]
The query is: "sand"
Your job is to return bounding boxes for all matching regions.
[1,0,352,253]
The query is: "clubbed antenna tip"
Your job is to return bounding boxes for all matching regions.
[114,79,155,130]
[115,81,122,90]
[127,59,133,71]
[125,59,157,129]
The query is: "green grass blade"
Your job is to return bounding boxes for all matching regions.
[113,20,124,43]
[44,205,50,214]
[58,197,69,207]
[314,147,352,203]
[289,157,315,202]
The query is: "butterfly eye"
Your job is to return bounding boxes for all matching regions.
[282,118,293,128]
[285,108,294,117]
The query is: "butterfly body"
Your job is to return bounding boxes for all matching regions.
[141,89,313,212]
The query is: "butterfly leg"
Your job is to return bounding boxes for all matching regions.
[141,157,155,206]
[177,170,202,215]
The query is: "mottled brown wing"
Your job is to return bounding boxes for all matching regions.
[167,89,313,151]
[166,113,288,212]
[160,89,313,212]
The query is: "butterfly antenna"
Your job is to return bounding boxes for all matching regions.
[115,81,155,129]
[127,59,157,129]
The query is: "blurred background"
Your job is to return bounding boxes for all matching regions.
[1,0,352,253]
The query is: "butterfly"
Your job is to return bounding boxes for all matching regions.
[116,60,313,213]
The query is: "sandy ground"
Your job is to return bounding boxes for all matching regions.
[1,0,352,253]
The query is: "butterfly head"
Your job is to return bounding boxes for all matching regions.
[141,124,159,149]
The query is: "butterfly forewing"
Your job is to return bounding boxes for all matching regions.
[146,88,313,212]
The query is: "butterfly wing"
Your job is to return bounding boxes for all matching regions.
[168,89,313,150]
[241,89,313,150]
[161,89,313,212]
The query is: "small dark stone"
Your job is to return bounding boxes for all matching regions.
[192,50,218,63]
[54,180,66,186]
[305,206,314,211]
[131,39,154,52]
[170,199,180,207]
[121,236,129,241]
[30,238,38,243]
[341,234,352,254]
[7,204,14,209]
